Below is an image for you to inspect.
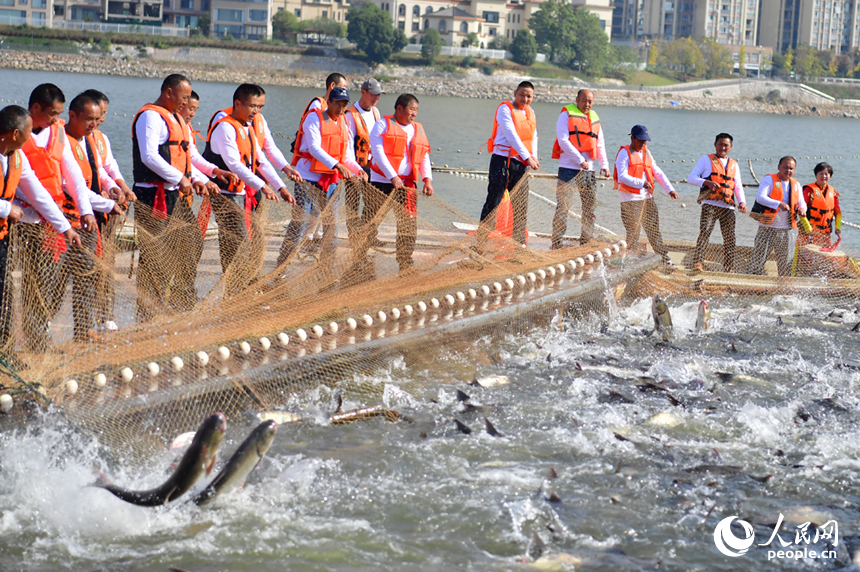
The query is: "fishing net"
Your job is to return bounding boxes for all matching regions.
[0,162,855,457]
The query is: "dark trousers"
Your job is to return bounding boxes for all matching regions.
[94,212,119,326]
[552,168,596,247]
[278,181,338,267]
[357,182,417,270]
[210,191,265,292]
[749,226,791,276]
[345,167,371,244]
[0,233,11,351]
[620,199,669,259]
[19,223,57,351]
[478,154,529,246]
[693,204,737,271]
[133,185,202,321]
[47,227,98,342]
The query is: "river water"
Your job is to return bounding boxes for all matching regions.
[1,69,860,570]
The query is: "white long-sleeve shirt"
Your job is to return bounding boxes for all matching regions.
[134,109,208,189]
[686,154,746,210]
[4,151,70,232]
[189,135,218,177]
[213,110,289,172]
[295,111,361,184]
[755,176,807,230]
[491,102,537,161]
[69,137,116,214]
[555,110,608,172]
[369,119,433,185]
[29,126,93,217]
[208,120,284,194]
[97,131,125,184]
[614,147,675,203]
[345,102,380,164]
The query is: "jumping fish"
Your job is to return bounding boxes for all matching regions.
[695,300,711,333]
[194,420,277,506]
[95,412,227,506]
[651,296,672,341]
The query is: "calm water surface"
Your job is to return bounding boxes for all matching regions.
[0,69,859,571]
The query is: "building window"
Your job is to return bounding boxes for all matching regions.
[425,6,432,13]
[412,5,419,16]
[294,8,300,16]
[249,9,266,21]
[398,3,405,15]
[459,21,467,33]
[176,14,198,26]
[423,18,428,29]
[321,10,326,17]
[412,21,418,30]
[215,8,244,22]
[489,27,496,35]
[32,0,45,7]
[482,11,498,23]
[163,0,169,7]
[201,0,208,9]
[397,20,404,29]
[180,0,192,9]
[214,23,243,35]
[439,19,445,31]
[246,25,266,39]
[32,10,45,23]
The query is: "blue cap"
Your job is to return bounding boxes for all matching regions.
[630,124,651,141]
[329,87,350,102]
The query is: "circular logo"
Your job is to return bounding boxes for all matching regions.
[713,516,755,557]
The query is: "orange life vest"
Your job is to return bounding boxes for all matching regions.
[68,135,99,193]
[21,120,65,204]
[804,182,836,233]
[703,154,737,205]
[291,96,328,165]
[0,149,23,240]
[89,129,109,166]
[613,145,654,196]
[347,105,381,168]
[754,174,801,227]
[552,105,600,160]
[203,114,258,194]
[294,109,349,175]
[131,103,192,184]
[209,108,267,151]
[486,101,536,161]
[370,117,431,182]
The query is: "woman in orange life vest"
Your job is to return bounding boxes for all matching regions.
[800,162,840,247]
[477,81,539,252]
[748,156,807,276]
[551,88,610,249]
[0,106,29,348]
[279,86,366,268]
[613,124,679,269]
[686,132,747,273]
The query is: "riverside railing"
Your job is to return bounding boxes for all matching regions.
[0,16,189,37]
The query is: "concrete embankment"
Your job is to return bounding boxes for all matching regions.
[0,48,855,118]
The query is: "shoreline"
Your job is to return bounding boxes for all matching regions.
[0,50,856,118]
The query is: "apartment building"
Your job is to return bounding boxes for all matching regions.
[207,0,272,38]
[0,0,53,26]
[611,0,691,41]
[163,0,209,30]
[274,0,351,23]
[366,0,611,47]
[760,0,860,53]
[694,0,759,45]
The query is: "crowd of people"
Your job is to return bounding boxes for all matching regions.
[0,72,843,350]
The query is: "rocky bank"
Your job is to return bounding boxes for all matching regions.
[0,49,856,118]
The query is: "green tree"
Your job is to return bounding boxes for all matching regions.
[603,43,640,81]
[461,32,478,48]
[510,29,537,66]
[272,10,299,44]
[784,47,794,73]
[738,44,746,76]
[698,37,731,78]
[197,13,210,37]
[793,44,826,79]
[570,8,607,74]
[529,0,576,63]
[771,51,788,77]
[298,17,347,39]
[346,3,407,65]
[421,28,443,64]
[657,37,704,81]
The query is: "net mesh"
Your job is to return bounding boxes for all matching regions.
[0,165,856,457]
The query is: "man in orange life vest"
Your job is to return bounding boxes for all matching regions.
[361,93,433,272]
[81,89,135,205]
[280,86,366,267]
[344,77,383,244]
[551,88,609,249]
[686,132,747,273]
[478,81,538,251]
[289,72,348,248]
[21,84,103,348]
[0,106,33,348]
[613,124,679,269]
[178,91,239,191]
[54,93,122,342]
[132,74,213,320]
[204,83,295,274]
[749,156,807,276]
